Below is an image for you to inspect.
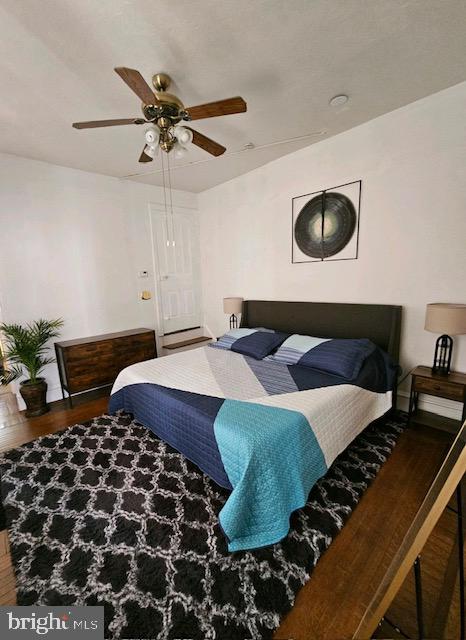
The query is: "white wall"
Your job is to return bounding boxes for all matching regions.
[199,81,466,418]
[0,153,197,404]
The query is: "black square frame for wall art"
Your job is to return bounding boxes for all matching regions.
[292,180,361,263]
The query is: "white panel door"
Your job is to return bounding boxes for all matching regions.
[150,207,201,334]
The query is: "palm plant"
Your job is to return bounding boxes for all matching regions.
[0,318,64,385]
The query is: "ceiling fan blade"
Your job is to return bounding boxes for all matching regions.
[114,67,159,105]
[73,118,145,129]
[139,147,153,163]
[185,96,246,121]
[186,127,226,156]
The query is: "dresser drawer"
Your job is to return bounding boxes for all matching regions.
[414,376,464,401]
[113,333,154,352]
[67,369,119,393]
[65,341,113,363]
[115,341,155,358]
[66,354,118,378]
[118,348,155,368]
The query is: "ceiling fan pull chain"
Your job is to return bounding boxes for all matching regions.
[160,152,170,248]
[167,152,176,248]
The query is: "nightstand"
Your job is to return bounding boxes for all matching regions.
[408,365,466,432]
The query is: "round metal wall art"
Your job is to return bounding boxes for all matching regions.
[294,191,357,259]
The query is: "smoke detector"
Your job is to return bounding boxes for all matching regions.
[329,94,349,107]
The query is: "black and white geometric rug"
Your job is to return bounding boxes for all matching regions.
[0,411,406,639]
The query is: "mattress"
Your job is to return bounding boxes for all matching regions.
[109,344,396,551]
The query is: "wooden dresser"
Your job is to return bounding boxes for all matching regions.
[55,328,156,405]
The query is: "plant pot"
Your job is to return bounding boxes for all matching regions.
[20,378,49,417]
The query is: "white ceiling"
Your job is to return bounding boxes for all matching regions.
[1,0,466,193]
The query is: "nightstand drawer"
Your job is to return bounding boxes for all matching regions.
[414,376,464,401]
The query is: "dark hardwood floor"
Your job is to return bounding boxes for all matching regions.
[0,390,463,638]
[0,388,111,607]
[0,387,110,450]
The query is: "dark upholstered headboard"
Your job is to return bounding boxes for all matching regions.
[240,300,402,364]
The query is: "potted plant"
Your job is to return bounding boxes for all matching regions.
[0,319,64,417]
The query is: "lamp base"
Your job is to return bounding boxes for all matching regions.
[431,334,453,376]
[229,314,238,330]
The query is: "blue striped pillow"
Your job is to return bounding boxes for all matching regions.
[272,335,376,380]
[213,328,289,360]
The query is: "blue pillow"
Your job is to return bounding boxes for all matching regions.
[272,334,377,380]
[214,328,289,360]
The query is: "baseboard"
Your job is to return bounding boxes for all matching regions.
[202,323,216,340]
[162,327,206,347]
[397,390,462,420]
[14,383,63,410]
[46,386,65,405]
[160,326,216,356]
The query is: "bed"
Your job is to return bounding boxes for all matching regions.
[109,300,402,551]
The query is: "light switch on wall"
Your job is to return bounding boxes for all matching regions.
[138,270,149,278]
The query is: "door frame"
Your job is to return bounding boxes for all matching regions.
[148,202,200,337]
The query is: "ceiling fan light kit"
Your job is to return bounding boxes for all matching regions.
[143,144,158,159]
[174,126,193,146]
[144,125,160,146]
[173,142,188,160]
[72,67,247,164]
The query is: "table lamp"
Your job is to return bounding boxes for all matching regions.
[424,303,466,375]
[223,297,243,330]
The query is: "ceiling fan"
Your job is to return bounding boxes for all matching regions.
[72,68,247,163]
